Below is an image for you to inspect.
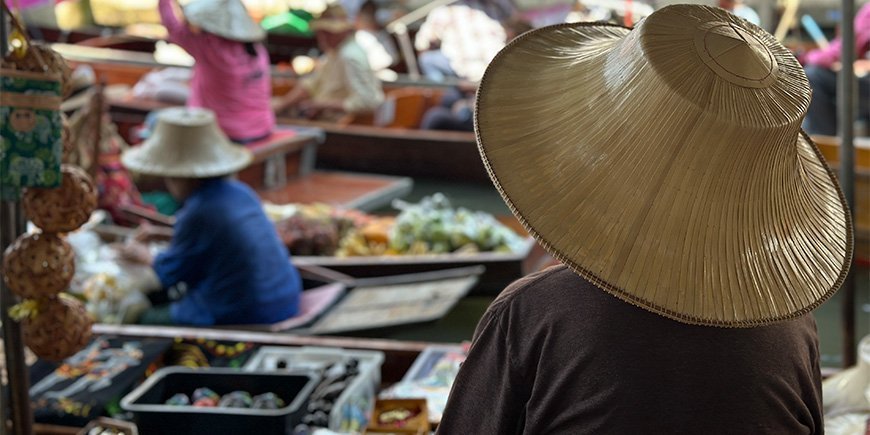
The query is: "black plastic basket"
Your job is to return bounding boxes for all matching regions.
[120,366,318,434]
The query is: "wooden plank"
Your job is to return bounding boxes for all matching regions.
[292,238,543,296]
[257,171,413,212]
[306,272,480,335]
[278,119,486,183]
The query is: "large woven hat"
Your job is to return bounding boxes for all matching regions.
[183,0,265,42]
[122,107,252,178]
[475,4,853,327]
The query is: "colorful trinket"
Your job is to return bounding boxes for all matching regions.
[218,391,253,408]
[165,393,190,406]
[252,392,285,409]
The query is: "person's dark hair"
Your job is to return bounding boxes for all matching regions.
[244,42,258,57]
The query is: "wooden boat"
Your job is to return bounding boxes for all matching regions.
[274,118,484,183]
[52,43,486,183]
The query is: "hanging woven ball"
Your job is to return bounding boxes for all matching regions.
[2,232,75,299]
[22,294,93,362]
[23,164,97,233]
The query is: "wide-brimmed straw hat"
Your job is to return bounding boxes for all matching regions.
[183,0,265,42]
[310,4,354,33]
[475,4,853,327]
[121,107,252,178]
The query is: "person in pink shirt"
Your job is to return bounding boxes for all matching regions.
[158,0,275,144]
[801,2,870,136]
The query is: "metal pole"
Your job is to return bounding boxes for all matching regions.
[1,5,33,432]
[0,8,8,433]
[837,0,857,368]
[1,202,33,435]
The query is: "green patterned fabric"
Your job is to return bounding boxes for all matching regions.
[0,72,63,200]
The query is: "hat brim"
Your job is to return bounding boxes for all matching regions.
[475,21,852,327]
[121,139,252,178]
[183,0,266,42]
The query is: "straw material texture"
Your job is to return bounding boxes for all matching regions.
[183,0,265,42]
[475,4,852,327]
[121,107,252,178]
[23,164,98,233]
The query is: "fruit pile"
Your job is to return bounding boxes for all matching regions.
[270,194,525,258]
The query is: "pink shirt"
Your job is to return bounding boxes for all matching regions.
[803,3,870,69]
[159,0,275,141]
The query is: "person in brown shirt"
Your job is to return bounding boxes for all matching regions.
[437,4,853,434]
[437,266,824,434]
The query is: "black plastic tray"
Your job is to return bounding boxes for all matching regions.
[120,367,318,434]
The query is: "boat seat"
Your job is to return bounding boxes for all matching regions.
[375,88,443,129]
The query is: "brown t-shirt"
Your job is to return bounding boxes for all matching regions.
[436,265,823,434]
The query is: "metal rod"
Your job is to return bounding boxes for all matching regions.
[838,0,857,368]
[1,202,33,435]
[393,24,420,80]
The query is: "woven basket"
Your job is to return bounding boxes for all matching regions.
[2,232,74,299]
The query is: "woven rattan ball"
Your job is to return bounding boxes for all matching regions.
[23,164,97,233]
[61,114,73,158]
[22,294,93,362]
[2,233,75,299]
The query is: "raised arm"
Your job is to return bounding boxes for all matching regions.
[158,0,198,52]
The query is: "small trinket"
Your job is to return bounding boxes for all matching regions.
[192,387,219,402]
[252,392,285,409]
[165,393,190,406]
[218,391,253,408]
[193,397,218,407]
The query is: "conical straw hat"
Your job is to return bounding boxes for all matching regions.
[475,4,853,327]
[122,107,252,178]
[183,0,265,42]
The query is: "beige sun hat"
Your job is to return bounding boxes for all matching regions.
[475,4,853,327]
[121,107,252,178]
[310,3,355,33]
[183,0,265,42]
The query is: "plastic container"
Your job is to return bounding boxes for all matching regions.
[243,346,385,432]
[120,366,318,435]
[379,344,465,423]
[400,345,465,384]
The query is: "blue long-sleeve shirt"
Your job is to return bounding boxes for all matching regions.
[153,178,301,326]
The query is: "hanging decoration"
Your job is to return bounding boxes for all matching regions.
[2,7,96,362]
[0,9,72,201]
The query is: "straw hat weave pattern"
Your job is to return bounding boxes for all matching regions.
[183,0,265,42]
[475,5,852,327]
[121,107,252,178]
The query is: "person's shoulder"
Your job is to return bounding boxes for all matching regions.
[489,264,583,312]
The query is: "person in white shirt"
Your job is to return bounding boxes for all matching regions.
[273,4,384,120]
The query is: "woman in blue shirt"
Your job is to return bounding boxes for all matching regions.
[118,107,301,326]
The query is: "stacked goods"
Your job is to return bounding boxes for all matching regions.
[2,43,97,362]
[270,194,525,258]
[4,170,97,361]
[339,194,526,257]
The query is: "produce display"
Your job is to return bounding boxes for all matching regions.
[269,194,526,258]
